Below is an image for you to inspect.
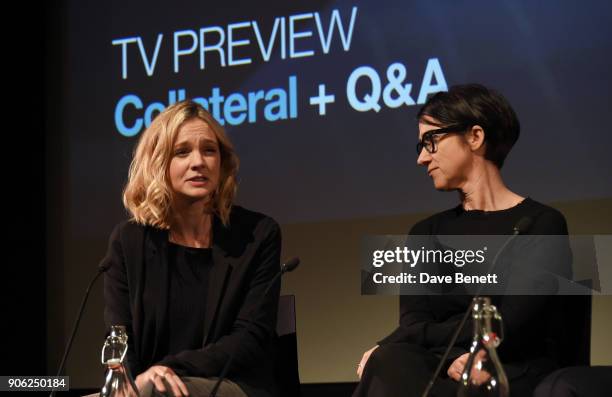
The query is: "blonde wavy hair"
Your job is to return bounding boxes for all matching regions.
[123,100,239,228]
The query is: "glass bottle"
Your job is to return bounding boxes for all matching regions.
[100,325,140,397]
[457,297,509,397]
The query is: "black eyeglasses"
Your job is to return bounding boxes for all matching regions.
[416,124,470,155]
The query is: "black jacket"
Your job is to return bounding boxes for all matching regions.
[102,206,281,397]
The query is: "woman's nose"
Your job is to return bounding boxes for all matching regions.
[417,148,431,166]
[190,152,206,168]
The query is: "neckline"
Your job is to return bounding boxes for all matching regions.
[458,197,531,216]
[168,241,212,252]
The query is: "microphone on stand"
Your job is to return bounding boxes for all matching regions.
[209,257,301,397]
[50,260,111,397]
[280,257,300,274]
[420,217,532,397]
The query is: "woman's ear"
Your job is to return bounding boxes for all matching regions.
[466,125,486,152]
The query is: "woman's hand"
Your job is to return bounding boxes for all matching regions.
[357,345,379,379]
[447,351,491,384]
[447,353,469,381]
[135,365,189,397]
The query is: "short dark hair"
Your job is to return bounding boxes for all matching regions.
[417,84,520,169]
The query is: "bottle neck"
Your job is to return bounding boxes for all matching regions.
[472,297,493,337]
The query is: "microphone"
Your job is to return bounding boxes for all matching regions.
[281,257,300,274]
[50,259,111,397]
[420,217,532,397]
[209,257,300,397]
[512,216,532,236]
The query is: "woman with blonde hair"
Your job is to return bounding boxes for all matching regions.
[103,100,281,397]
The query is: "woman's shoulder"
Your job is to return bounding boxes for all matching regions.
[227,205,281,235]
[229,205,277,223]
[110,218,147,235]
[519,198,569,234]
[217,206,281,254]
[106,219,156,248]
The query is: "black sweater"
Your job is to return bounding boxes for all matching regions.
[379,198,587,381]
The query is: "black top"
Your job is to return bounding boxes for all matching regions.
[407,197,564,235]
[103,206,282,397]
[379,197,589,380]
[166,242,212,356]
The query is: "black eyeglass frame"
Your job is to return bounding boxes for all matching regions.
[416,124,471,155]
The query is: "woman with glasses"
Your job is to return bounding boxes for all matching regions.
[353,84,580,397]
